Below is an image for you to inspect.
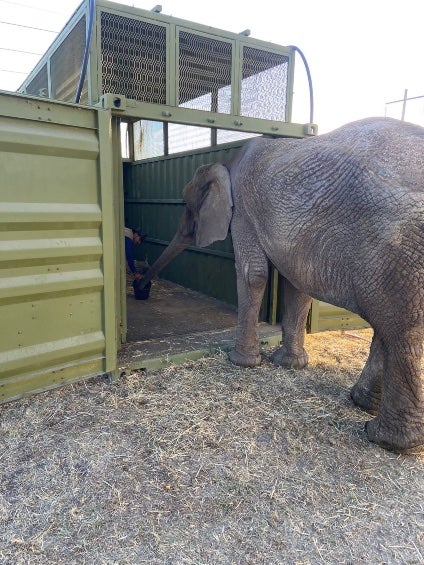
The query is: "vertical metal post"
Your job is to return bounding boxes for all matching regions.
[401,88,408,121]
[110,116,127,345]
[268,267,279,325]
[308,299,320,333]
[127,121,135,162]
[285,48,296,123]
[97,108,119,369]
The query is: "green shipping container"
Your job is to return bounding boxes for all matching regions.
[0,1,367,403]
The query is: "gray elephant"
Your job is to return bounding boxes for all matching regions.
[140,117,424,453]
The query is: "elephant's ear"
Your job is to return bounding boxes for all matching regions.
[191,163,233,248]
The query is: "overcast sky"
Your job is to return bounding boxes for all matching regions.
[0,0,423,132]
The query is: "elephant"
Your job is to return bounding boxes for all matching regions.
[139,117,424,453]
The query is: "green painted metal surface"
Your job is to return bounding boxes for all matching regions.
[308,300,369,333]
[0,92,118,403]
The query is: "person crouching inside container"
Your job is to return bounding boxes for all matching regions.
[124,227,146,282]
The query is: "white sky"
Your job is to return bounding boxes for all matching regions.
[0,0,423,132]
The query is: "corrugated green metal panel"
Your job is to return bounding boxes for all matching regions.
[0,92,117,403]
[124,143,243,243]
[308,299,369,333]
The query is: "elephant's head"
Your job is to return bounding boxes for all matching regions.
[138,163,232,287]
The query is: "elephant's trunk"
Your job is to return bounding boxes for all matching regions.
[137,216,194,289]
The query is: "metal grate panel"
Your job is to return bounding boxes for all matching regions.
[25,64,48,98]
[101,12,167,103]
[241,46,289,121]
[178,31,232,113]
[50,17,88,103]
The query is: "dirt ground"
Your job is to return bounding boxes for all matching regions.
[1,329,423,564]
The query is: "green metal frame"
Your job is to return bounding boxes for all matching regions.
[99,93,315,139]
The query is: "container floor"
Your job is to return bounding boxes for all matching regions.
[117,278,280,370]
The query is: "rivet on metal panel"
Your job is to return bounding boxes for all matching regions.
[207,118,215,123]
[271,126,279,131]
[234,120,243,126]
[162,111,172,117]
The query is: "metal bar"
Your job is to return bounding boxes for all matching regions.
[285,48,296,122]
[111,117,127,346]
[125,198,184,205]
[401,89,408,121]
[307,299,320,333]
[385,94,424,104]
[99,94,316,138]
[268,267,279,325]
[119,333,282,373]
[97,109,118,371]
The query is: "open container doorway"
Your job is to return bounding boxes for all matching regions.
[117,117,276,369]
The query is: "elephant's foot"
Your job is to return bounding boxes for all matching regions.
[365,417,424,453]
[270,345,309,369]
[228,348,261,368]
[350,383,381,415]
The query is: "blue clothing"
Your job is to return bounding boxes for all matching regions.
[125,235,137,274]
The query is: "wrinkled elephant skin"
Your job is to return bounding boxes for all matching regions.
[140,118,424,453]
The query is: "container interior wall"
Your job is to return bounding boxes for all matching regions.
[308,299,370,333]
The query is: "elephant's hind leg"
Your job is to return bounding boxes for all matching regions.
[351,333,383,415]
[365,330,424,452]
[270,278,312,369]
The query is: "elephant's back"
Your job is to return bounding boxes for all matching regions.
[316,117,424,193]
[232,118,424,242]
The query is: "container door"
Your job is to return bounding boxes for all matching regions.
[0,92,118,403]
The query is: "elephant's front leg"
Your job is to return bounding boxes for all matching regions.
[270,278,312,369]
[228,232,268,367]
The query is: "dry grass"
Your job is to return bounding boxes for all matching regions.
[1,329,423,564]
